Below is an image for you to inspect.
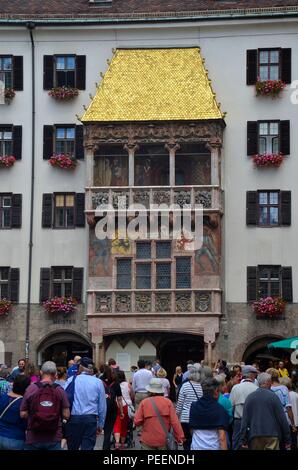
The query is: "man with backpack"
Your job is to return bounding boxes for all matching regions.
[20,361,70,450]
[64,357,107,450]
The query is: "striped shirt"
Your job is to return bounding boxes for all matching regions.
[176,381,203,423]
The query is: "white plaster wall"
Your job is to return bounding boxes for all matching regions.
[0,18,297,305]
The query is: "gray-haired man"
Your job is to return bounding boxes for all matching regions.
[229,365,258,449]
[240,373,291,450]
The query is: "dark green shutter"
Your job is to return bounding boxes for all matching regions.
[12,126,22,160]
[247,267,257,302]
[282,267,292,302]
[75,193,85,227]
[280,121,290,155]
[246,50,258,85]
[280,191,291,226]
[72,268,83,302]
[247,121,258,155]
[9,268,20,302]
[281,49,291,84]
[42,194,53,228]
[43,126,54,160]
[11,194,22,228]
[246,191,258,226]
[76,56,86,90]
[75,125,84,160]
[40,268,51,302]
[43,56,54,90]
[13,56,23,91]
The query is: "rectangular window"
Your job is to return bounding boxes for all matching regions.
[0,267,9,298]
[176,257,191,288]
[258,122,279,154]
[0,56,12,88]
[52,267,73,297]
[54,194,75,229]
[0,127,13,157]
[55,55,76,87]
[156,241,171,259]
[0,195,12,229]
[156,263,171,289]
[258,266,281,298]
[136,242,151,260]
[136,263,151,289]
[258,49,280,81]
[258,191,279,226]
[55,127,75,156]
[117,259,132,289]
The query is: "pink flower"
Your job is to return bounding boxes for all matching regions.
[49,154,77,170]
[0,156,16,168]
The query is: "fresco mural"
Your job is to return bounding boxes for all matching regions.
[195,218,220,275]
[94,145,128,186]
[89,229,112,276]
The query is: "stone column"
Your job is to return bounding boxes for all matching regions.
[93,338,105,367]
[204,326,217,367]
[124,144,139,186]
[165,143,180,186]
[85,145,95,187]
[207,137,222,186]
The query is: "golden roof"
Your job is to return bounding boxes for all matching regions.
[81,48,223,122]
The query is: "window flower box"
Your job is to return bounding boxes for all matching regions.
[4,88,16,104]
[252,296,286,319]
[49,154,77,170]
[256,79,286,98]
[0,299,12,316]
[43,296,77,316]
[253,153,284,168]
[48,86,79,101]
[0,156,16,168]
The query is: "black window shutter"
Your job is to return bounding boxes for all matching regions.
[72,268,83,302]
[75,125,84,160]
[282,267,293,302]
[43,55,54,90]
[43,125,54,160]
[12,126,22,160]
[246,50,258,85]
[280,120,290,155]
[42,194,53,228]
[11,194,22,228]
[76,56,86,90]
[247,266,257,302]
[246,191,258,226]
[76,193,85,227]
[9,268,20,303]
[247,121,258,155]
[281,48,291,84]
[280,191,291,226]
[40,268,51,302]
[13,56,23,91]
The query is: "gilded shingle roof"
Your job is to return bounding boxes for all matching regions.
[81,48,223,122]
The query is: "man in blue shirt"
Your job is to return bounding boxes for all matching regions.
[8,359,26,383]
[64,357,107,450]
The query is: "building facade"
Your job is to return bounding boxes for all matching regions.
[0,1,298,374]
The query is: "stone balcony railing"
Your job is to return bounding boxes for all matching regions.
[85,185,222,212]
[87,289,222,316]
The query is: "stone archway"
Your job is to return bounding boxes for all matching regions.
[242,334,284,370]
[36,330,93,366]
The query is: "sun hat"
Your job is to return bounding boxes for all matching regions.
[146,378,164,394]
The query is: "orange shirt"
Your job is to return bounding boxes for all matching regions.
[134,396,184,448]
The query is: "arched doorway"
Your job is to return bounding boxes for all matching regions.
[242,335,288,371]
[37,331,93,367]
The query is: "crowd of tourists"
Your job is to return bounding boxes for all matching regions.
[0,356,297,451]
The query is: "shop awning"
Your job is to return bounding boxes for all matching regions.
[268,336,298,349]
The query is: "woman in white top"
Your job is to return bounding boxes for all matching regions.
[113,371,135,449]
[156,368,171,398]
